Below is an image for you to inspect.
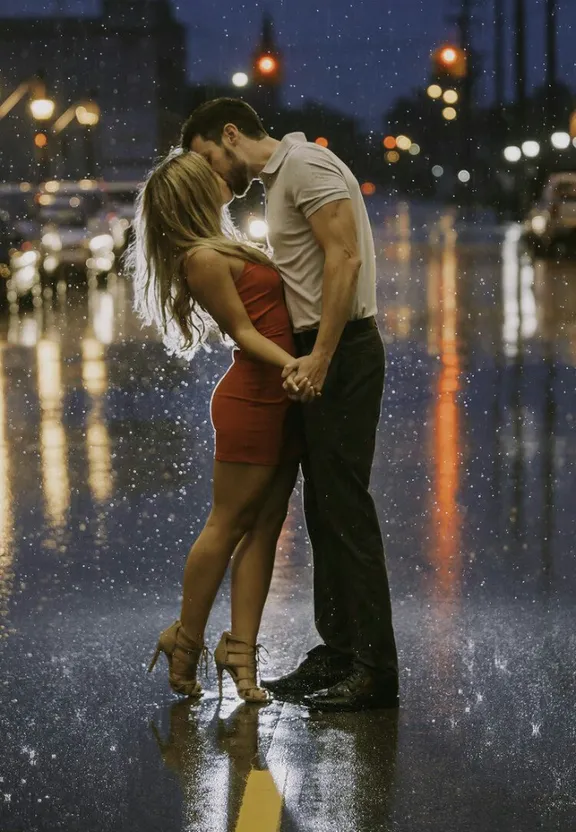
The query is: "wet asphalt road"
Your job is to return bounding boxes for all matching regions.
[1,206,575,831]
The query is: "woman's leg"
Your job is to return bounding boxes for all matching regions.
[179,460,278,642]
[230,459,300,645]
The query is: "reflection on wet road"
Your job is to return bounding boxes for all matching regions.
[1,207,575,831]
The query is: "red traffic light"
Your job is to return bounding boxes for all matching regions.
[256,54,278,75]
[439,47,458,65]
[432,45,467,78]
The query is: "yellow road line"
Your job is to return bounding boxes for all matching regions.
[235,769,283,832]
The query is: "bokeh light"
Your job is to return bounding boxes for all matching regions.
[232,72,249,87]
[427,84,443,99]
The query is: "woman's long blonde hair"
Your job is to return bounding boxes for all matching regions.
[128,148,274,359]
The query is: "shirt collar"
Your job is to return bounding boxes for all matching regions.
[260,132,307,179]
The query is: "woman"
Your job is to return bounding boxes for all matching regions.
[129,149,316,704]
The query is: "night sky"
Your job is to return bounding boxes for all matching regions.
[0,0,575,130]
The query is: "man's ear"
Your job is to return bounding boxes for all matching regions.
[223,123,239,144]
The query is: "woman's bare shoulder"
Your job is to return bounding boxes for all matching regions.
[187,248,246,280]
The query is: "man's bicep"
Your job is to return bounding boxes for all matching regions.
[186,250,254,340]
[306,198,360,261]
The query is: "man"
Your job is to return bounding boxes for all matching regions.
[181,98,398,711]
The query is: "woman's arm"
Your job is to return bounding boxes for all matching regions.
[186,249,295,369]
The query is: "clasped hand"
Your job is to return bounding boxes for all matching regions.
[281,354,329,404]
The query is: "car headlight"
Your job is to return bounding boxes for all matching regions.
[43,255,59,273]
[42,232,62,251]
[11,249,39,268]
[13,265,37,291]
[531,214,547,235]
[248,218,268,240]
[86,255,115,273]
[89,234,114,253]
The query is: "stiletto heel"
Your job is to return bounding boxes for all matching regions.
[148,645,162,673]
[214,631,270,704]
[148,620,209,697]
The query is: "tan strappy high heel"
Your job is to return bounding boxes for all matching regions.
[148,620,209,697]
[214,631,270,704]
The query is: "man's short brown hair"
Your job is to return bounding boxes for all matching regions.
[180,98,267,148]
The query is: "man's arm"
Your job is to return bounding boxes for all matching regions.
[281,145,362,394]
[306,197,361,363]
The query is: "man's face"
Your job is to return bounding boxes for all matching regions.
[190,136,252,198]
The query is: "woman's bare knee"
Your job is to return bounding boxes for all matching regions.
[208,506,260,540]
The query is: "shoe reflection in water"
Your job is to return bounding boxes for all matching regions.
[151,700,281,831]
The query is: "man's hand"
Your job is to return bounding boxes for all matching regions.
[282,353,330,402]
[284,372,315,403]
[282,370,315,403]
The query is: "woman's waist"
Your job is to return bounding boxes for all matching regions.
[214,360,291,403]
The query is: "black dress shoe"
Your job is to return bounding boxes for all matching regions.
[261,645,353,698]
[303,667,399,712]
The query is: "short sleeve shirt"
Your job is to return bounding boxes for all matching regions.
[260,132,377,333]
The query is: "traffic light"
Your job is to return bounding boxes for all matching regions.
[431,45,467,79]
[33,130,51,178]
[253,52,281,84]
[34,131,48,148]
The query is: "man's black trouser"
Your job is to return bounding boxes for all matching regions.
[293,316,398,676]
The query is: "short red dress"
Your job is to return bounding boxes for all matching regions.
[210,261,303,466]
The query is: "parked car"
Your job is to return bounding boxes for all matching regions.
[524,172,576,254]
[37,190,117,278]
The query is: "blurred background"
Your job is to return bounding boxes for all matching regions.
[1,0,576,314]
[1,4,576,831]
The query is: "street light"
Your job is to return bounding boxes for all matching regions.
[29,97,55,121]
[396,135,411,151]
[75,101,100,126]
[53,99,100,133]
[52,98,100,179]
[443,89,458,104]
[0,75,54,122]
[503,145,522,162]
[442,107,457,121]
[522,140,540,158]
[232,72,249,88]
[550,131,570,150]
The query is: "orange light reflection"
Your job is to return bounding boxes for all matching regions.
[429,233,462,603]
